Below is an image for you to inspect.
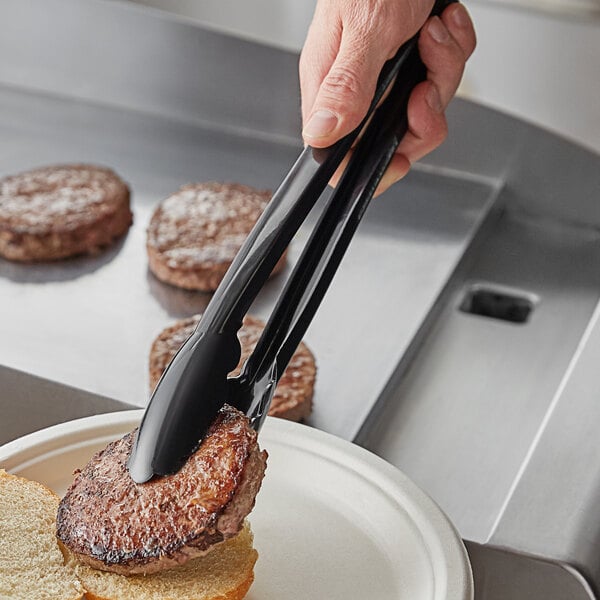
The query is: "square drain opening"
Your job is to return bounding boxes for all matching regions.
[460,284,537,324]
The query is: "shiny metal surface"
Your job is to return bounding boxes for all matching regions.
[489,300,600,593]
[2,1,600,598]
[0,0,301,144]
[0,365,131,447]
[360,208,600,542]
[467,542,595,600]
[0,83,493,435]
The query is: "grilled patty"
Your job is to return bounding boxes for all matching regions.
[0,164,132,261]
[57,405,267,576]
[146,182,286,291]
[149,314,316,421]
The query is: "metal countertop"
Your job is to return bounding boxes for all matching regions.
[0,82,494,440]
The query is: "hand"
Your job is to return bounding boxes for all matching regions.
[299,0,476,195]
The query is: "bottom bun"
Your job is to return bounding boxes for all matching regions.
[70,522,257,600]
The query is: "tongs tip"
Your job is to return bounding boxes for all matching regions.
[127,329,241,483]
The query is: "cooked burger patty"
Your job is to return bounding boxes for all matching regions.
[146,182,286,291]
[0,164,132,261]
[57,405,267,576]
[149,314,316,422]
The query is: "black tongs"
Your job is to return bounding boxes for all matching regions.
[129,0,456,483]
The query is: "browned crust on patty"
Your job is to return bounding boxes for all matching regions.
[149,314,316,421]
[0,164,132,261]
[56,405,267,575]
[146,182,286,291]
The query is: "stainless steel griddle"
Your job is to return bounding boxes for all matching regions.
[2,1,600,598]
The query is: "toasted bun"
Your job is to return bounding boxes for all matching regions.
[0,469,84,600]
[68,521,258,600]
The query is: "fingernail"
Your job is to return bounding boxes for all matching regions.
[428,16,449,43]
[303,109,338,139]
[426,84,443,113]
[452,4,470,28]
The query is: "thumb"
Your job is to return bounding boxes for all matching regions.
[302,33,384,148]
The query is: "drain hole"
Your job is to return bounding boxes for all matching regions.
[460,284,536,324]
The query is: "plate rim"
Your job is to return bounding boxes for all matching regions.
[0,411,473,600]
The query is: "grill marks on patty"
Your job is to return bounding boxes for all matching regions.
[57,405,267,576]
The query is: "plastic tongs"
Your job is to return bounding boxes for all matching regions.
[129,0,456,483]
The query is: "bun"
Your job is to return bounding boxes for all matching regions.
[0,469,84,600]
[0,468,258,599]
[68,521,258,600]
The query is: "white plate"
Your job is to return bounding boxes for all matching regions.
[0,411,472,600]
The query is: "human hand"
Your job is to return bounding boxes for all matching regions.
[300,0,476,194]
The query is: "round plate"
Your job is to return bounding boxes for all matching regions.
[0,411,472,600]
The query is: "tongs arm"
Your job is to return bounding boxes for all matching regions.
[235,23,429,429]
[195,34,426,339]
